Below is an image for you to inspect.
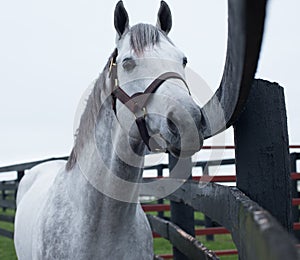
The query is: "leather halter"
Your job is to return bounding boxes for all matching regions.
[109,49,190,152]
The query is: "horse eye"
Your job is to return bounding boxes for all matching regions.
[183,57,188,68]
[122,58,136,71]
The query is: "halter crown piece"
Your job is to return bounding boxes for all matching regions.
[109,49,191,153]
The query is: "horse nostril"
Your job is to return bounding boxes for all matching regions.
[167,117,178,135]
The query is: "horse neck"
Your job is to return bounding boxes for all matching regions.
[68,75,146,210]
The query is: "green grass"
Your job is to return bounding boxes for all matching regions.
[0,209,17,260]
[154,237,173,255]
[0,237,17,260]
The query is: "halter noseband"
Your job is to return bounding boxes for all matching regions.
[109,49,190,152]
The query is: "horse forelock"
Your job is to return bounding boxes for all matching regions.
[129,24,164,55]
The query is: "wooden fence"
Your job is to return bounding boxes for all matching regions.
[142,150,300,259]
[1,149,299,259]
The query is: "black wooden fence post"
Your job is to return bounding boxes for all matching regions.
[157,165,164,219]
[17,171,25,182]
[1,181,7,212]
[290,153,300,239]
[15,170,25,200]
[169,154,195,260]
[203,164,214,241]
[234,79,293,232]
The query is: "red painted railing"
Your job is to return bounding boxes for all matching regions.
[200,145,300,150]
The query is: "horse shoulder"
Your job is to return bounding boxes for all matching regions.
[14,160,66,260]
[16,160,66,205]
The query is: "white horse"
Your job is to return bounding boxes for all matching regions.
[14,1,203,259]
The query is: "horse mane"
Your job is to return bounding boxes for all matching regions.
[66,51,115,171]
[66,24,167,171]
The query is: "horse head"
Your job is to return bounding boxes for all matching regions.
[111,1,203,158]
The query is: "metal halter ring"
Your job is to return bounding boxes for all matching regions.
[133,107,147,120]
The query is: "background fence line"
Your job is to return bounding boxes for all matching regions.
[1,146,299,258]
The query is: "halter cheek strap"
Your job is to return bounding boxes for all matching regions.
[109,49,191,152]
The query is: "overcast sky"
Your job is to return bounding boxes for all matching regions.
[0,0,299,167]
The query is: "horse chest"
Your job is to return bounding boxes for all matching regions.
[33,181,152,260]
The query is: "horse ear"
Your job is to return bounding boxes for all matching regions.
[114,1,129,38]
[157,1,172,35]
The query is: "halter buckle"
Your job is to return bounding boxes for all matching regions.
[134,107,147,119]
[115,79,119,87]
[109,58,117,75]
